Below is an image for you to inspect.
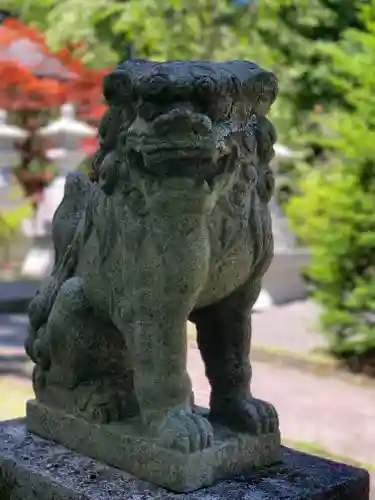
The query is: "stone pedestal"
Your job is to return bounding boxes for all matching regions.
[25,400,280,492]
[0,419,369,500]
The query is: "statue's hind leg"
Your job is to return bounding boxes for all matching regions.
[33,277,138,423]
[190,271,279,436]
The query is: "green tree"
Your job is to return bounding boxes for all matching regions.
[4,0,367,144]
[2,0,125,67]
[287,1,375,369]
[1,0,302,143]
[234,1,366,147]
[4,0,256,66]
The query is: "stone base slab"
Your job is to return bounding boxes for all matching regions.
[26,400,281,492]
[0,418,369,500]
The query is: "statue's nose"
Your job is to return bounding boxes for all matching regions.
[153,109,212,136]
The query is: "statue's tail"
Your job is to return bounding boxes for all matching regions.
[27,239,80,332]
[27,172,95,334]
[24,235,84,366]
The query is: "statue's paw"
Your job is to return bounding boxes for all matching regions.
[234,397,279,435]
[211,397,279,435]
[153,409,213,454]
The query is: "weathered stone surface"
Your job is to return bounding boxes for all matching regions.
[0,419,369,500]
[23,59,281,490]
[26,400,280,492]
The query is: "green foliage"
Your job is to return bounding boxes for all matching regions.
[0,201,33,245]
[5,0,260,66]
[0,0,294,143]
[286,1,375,359]
[4,0,365,144]
[248,0,365,148]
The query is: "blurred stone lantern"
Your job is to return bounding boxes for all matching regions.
[21,103,97,279]
[0,109,28,196]
[31,102,97,234]
[255,143,310,312]
[39,103,97,178]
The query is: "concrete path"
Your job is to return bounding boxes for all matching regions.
[0,313,31,378]
[188,340,375,466]
[251,300,326,355]
[0,282,39,314]
[189,300,326,357]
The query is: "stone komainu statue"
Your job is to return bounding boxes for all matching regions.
[25,60,278,458]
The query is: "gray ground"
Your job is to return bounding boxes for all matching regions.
[189,343,375,465]
[252,300,326,354]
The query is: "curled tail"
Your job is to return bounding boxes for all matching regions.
[27,172,96,333]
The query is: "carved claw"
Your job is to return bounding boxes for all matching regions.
[152,409,213,454]
[210,397,279,435]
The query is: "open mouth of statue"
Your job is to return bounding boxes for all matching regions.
[126,132,217,173]
[126,141,219,179]
[144,144,212,159]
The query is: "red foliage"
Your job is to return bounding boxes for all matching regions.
[81,136,99,155]
[0,18,45,47]
[0,18,110,113]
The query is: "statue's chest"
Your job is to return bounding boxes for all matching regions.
[196,191,260,308]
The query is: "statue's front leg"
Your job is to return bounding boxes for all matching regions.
[127,311,213,453]
[191,275,279,436]
[113,232,213,453]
